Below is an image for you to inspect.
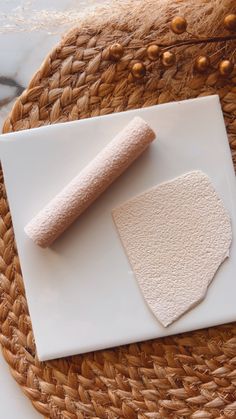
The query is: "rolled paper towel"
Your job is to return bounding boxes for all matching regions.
[25,116,156,247]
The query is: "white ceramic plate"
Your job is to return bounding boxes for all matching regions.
[0,95,236,361]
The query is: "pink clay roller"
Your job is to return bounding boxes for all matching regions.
[25,116,156,247]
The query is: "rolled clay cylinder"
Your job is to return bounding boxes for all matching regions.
[25,116,156,247]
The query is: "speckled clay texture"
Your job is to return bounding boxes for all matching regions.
[25,117,156,247]
[112,171,232,327]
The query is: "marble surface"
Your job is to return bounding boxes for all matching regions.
[0,0,104,129]
[0,1,104,417]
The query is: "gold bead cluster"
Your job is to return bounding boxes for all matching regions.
[108,13,236,79]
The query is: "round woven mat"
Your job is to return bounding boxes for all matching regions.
[1,0,236,417]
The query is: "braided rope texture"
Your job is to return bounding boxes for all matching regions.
[1,0,236,417]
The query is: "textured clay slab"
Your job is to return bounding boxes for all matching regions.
[112,171,232,327]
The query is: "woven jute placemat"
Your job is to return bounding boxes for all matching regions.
[1,0,236,417]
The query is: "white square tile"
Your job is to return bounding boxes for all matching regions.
[0,95,236,361]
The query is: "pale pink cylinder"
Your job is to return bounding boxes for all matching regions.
[25,116,156,247]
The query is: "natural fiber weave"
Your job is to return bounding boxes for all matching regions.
[1,0,236,417]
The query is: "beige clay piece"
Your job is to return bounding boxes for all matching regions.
[112,171,232,327]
